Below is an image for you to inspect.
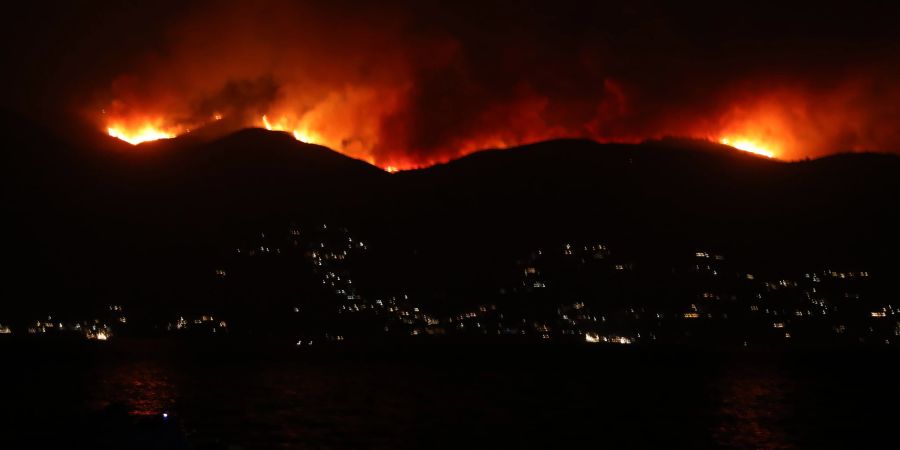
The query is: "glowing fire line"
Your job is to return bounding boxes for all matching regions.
[719,138,775,158]
[107,125,176,145]
[261,114,319,144]
[105,113,779,169]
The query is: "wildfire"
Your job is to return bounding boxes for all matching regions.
[718,137,776,158]
[261,115,320,145]
[107,123,177,145]
[261,114,276,131]
[102,109,785,166]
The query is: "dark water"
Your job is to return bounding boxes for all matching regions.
[2,340,898,449]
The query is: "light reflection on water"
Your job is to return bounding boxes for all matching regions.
[91,360,177,416]
[84,356,805,449]
[28,347,889,450]
[712,362,796,450]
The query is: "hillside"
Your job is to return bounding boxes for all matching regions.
[2,116,899,320]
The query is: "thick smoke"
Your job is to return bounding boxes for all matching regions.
[15,0,899,165]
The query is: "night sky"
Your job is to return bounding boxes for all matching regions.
[3,0,900,167]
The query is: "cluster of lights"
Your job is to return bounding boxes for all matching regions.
[584,332,633,344]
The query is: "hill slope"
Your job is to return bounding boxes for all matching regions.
[2,117,899,318]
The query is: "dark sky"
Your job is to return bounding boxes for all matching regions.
[3,0,900,165]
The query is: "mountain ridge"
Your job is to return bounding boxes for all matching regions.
[2,115,899,318]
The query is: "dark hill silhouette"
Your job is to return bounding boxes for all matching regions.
[1,116,385,319]
[387,137,899,259]
[354,138,898,311]
[2,114,899,321]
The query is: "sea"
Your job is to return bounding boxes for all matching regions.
[1,339,898,449]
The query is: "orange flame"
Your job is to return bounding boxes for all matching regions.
[261,114,322,145]
[718,137,776,158]
[107,122,178,145]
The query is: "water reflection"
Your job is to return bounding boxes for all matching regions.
[92,360,177,416]
[712,361,796,450]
